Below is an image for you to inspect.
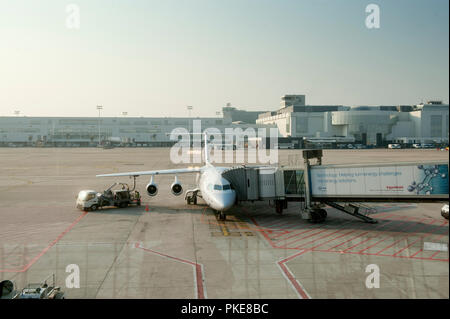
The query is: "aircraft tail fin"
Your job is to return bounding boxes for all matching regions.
[204,132,210,165]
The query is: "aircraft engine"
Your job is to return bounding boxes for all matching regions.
[146,177,158,196]
[171,176,183,196]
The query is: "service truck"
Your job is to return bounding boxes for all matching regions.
[76,182,141,211]
[1,274,65,299]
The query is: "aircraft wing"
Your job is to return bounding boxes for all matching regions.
[97,167,202,178]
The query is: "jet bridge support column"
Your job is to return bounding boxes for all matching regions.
[303,154,312,218]
[302,150,327,222]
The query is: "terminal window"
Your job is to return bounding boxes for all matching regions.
[430,115,442,137]
[295,117,308,133]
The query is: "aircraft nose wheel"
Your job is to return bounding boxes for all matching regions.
[218,211,226,221]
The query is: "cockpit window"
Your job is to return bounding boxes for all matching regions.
[210,183,232,191]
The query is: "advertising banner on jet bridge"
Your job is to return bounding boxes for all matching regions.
[310,162,449,197]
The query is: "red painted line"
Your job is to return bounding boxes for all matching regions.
[374,217,411,232]
[342,236,374,252]
[295,228,357,249]
[409,249,423,258]
[392,233,437,257]
[430,232,450,242]
[309,229,358,250]
[278,250,311,299]
[312,249,449,262]
[375,218,435,255]
[387,253,449,261]
[429,251,442,259]
[263,219,307,232]
[249,208,448,300]
[249,208,448,302]
[338,217,403,252]
[384,214,414,221]
[283,228,331,247]
[327,231,369,251]
[411,226,449,258]
[277,218,358,245]
[265,218,297,227]
[271,230,291,239]
[260,218,290,228]
[136,243,206,299]
[307,215,397,251]
[392,214,436,223]
[271,219,308,230]
[274,225,323,243]
[344,220,400,253]
[375,239,406,256]
[373,212,394,219]
[370,211,386,217]
[0,211,88,273]
[250,217,278,248]
[367,217,430,254]
[357,220,412,253]
[374,212,397,219]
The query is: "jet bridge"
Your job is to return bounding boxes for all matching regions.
[222,150,449,223]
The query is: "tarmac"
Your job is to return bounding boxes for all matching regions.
[0,147,448,298]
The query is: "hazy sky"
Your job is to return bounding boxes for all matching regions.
[0,0,448,117]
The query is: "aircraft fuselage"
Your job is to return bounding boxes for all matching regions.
[198,165,236,211]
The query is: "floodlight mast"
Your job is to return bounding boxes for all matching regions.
[96,105,103,145]
[187,105,193,142]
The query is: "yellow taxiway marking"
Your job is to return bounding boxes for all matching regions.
[220,223,229,236]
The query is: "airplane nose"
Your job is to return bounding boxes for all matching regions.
[214,192,236,211]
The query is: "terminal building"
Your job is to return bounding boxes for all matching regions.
[222,103,267,124]
[256,95,449,146]
[0,95,448,147]
[0,116,275,147]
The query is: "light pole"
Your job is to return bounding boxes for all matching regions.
[187,106,193,141]
[97,105,103,146]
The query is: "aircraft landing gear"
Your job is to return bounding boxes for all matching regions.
[214,210,227,220]
[185,189,200,205]
[186,195,197,205]
[309,209,327,223]
[275,199,288,215]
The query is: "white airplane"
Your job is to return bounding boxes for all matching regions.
[97,133,237,220]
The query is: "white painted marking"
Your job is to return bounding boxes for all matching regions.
[424,242,448,252]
